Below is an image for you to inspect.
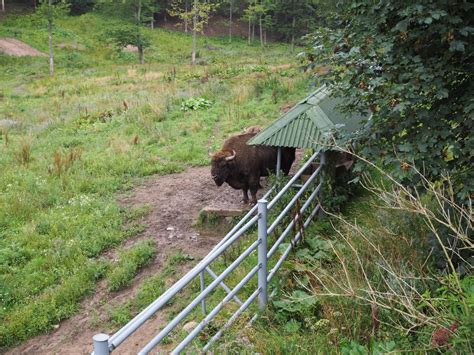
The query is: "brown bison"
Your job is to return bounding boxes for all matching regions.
[210,132,295,204]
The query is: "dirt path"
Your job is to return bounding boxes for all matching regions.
[7,166,244,355]
[0,38,46,57]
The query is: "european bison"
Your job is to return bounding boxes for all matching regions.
[210,132,295,204]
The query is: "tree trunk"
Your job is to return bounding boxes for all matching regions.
[137,0,144,64]
[228,0,232,43]
[191,0,197,65]
[48,0,54,76]
[290,15,296,52]
[248,15,251,44]
[252,22,255,42]
[1,0,5,12]
[259,15,263,47]
[184,0,188,32]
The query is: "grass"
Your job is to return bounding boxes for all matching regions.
[106,239,156,292]
[0,9,311,349]
[106,251,195,328]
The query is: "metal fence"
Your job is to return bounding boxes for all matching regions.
[92,150,326,355]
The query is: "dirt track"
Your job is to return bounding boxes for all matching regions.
[0,38,46,56]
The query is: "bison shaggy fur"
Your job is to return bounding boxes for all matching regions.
[211,132,295,204]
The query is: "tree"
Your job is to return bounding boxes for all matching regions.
[243,1,258,44]
[227,0,233,43]
[67,0,96,15]
[301,0,474,203]
[100,0,153,63]
[271,0,321,51]
[169,0,218,65]
[36,0,69,76]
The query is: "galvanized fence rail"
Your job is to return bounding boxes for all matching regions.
[92,150,326,354]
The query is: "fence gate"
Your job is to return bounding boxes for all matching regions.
[92,150,326,354]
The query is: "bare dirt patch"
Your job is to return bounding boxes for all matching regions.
[0,38,46,57]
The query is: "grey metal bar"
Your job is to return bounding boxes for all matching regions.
[268,150,320,210]
[138,240,259,354]
[205,267,243,305]
[208,186,275,255]
[172,266,259,354]
[267,202,321,282]
[267,167,322,235]
[109,213,258,349]
[93,334,110,355]
[257,199,268,311]
[276,147,281,179]
[202,288,260,352]
[267,184,322,259]
[247,285,279,327]
[200,272,206,315]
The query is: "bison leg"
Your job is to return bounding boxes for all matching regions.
[242,189,249,204]
[250,190,258,205]
[248,177,260,205]
[249,185,259,205]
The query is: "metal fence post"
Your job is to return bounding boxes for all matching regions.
[320,150,327,172]
[257,199,268,311]
[93,333,110,355]
[200,271,207,314]
[276,147,282,179]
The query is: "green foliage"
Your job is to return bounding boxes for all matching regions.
[180,97,213,111]
[36,0,71,25]
[301,0,474,203]
[106,239,156,292]
[102,25,152,51]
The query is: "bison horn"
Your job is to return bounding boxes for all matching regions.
[225,150,236,161]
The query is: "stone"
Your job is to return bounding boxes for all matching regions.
[182,321,198,333]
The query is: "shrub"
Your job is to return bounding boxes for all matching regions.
[180,97,213,111]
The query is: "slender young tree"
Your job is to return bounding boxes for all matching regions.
[135,0,146,63]
[100,0,153,63]
[228,0,233,43]
[191,0,197,64]
[48,0,54,75]
[170,0,218,65]
[37,0,68,76]
[244,1,258,44]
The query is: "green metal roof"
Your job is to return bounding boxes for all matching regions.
[247,86,367,149]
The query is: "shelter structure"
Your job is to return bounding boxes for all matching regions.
[247,85,369,175]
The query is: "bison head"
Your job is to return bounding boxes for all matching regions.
[210,149,236,187]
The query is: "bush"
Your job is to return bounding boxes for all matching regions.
[302,0,474,203]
